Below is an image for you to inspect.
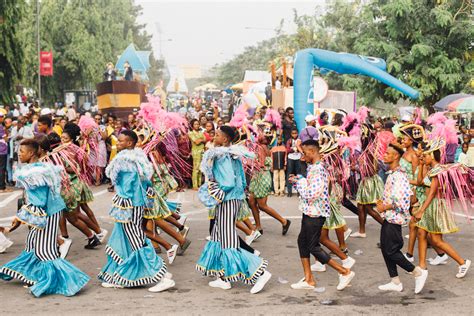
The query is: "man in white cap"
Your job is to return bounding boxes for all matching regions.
[299,114,319,143]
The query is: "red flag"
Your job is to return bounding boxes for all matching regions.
[40,51,53,76]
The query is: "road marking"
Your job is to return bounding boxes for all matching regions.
[0,216,16,224]
[0,191,22,208]
[93,189,108,197]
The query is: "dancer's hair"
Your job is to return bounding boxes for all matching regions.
[20,139,40,156]
[120,130,138,146]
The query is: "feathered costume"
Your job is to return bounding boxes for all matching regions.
[416,118,474,234]
[98,149,167,287]
[196,145,268,284]
[0,162,89,297]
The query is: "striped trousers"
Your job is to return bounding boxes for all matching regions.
[211,200,241,249]
[122,206,146,251]
[25,212,60,261]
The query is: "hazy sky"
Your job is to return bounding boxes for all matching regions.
[136,0,326,67]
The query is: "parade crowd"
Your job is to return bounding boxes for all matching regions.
[0,95,473,297]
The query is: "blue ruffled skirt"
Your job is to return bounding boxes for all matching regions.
[0,250,90,297]
[98,223,167,287]
[196,241,267,285]
[166,200,182,214]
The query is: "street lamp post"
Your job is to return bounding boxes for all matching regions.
[36,0,41,106]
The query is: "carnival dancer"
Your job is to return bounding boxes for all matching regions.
[249,135,291,235]
[196,126,271,294]
[98,130,174,292]
[55,128,104,250]
[312,129,355,272]
[0,139,89,297]
[398,124,424,262]
[375,142,425,293]
[289,139,354,291]
[413,138,472,293]
[351,123,384,238]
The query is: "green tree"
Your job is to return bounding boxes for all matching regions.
[0,1,26,104]
[352,0,474,109]
[18,0,165,104]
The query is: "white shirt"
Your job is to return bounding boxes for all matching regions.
[275,80,281,89]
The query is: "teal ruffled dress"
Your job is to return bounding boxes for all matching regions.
[196,146,268,284]
[0,162,90,297]
[98,149,167,287]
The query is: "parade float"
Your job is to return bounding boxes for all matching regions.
[96,43,149,118]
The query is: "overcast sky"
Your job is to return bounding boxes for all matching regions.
[136,0,326,67]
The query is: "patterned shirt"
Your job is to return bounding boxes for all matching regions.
[294,161,330,217]
[381,167,412,225]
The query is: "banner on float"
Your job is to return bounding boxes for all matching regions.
[40,51,53,76]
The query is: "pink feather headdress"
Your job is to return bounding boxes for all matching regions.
[229,105,249,128]
[78,116,98,132]
[264,109,282,130]
[139,95,187,133]
[427,112,457,144]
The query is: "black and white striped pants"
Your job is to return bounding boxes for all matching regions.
[122,206,146,251]
[211,200,241,249]
[24,212,60,261]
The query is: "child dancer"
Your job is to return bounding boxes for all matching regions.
[98,130,174,292]
[0,139,89,297]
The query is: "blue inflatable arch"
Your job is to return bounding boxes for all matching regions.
[293,48,420,130]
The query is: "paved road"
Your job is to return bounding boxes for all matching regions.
[0,187,473,315]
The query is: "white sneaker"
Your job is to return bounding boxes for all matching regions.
[456,259,471,279]
[429,254,448,266]
[311,261,327,272]
[149,277,175,292]
[404,253,415,263]
[253,230,262,242]
[337,271,355,290]
[291,278,315,290]
[342,257,356,269]
[414,268,428,294]
[350,232,366,238]
[165,272,173,279]
[180,226,190,239]
[97,229,108,243]
[101,282,123,289]
[0,238,13,253]
[378,281,403,292]
[250,271,272,294]
[178,215,187,226]
[209,278,231,290]
[245,230,261,245]
[344,228,352,241]
[167,244,178,264]
[59,237,72,259]
[205,236,211,241]
[254,250,261,257]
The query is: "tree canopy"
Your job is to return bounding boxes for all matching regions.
[213,0,474,110]
[1,0,165,105]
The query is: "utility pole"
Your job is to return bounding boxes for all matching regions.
[36,0,41,106]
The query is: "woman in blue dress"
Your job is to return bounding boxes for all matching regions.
[0,139,89,297]
[196,126,272,294]
[98,130,174,293]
